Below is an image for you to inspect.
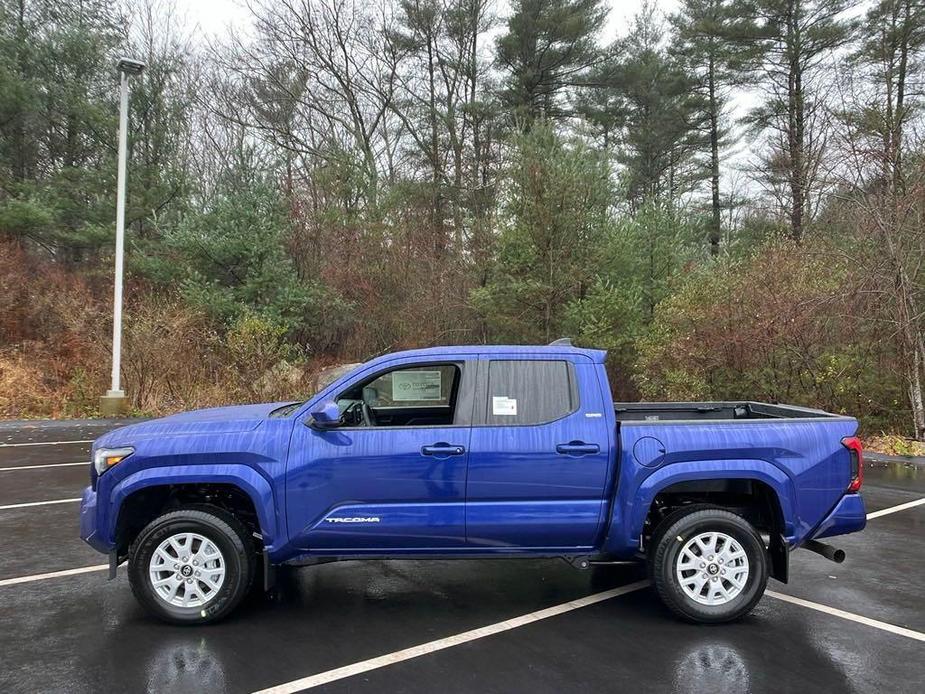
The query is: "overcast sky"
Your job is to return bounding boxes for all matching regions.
[181,0,682,42]
[173,0,762,191]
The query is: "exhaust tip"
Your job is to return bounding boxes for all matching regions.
[803,539,846,563]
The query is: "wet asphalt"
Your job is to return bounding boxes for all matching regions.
[0,422,922,693]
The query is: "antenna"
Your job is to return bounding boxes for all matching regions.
[548,337,573,346]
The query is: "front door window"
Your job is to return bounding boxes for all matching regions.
[337,363,461,428]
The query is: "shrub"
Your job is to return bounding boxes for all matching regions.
[0,239,316,417]
[636,239,909,432]
[224,312,307,401]
[0,240,108,417]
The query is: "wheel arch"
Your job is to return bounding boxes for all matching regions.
[110,465,278,555]
[632,460,795,545]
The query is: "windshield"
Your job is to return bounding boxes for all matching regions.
[270,362,363,417]
[312,362,363,393]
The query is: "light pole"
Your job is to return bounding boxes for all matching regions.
[101,57,145,417]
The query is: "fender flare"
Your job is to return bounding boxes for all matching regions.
[629,459,797,543]
[109,464,279,550]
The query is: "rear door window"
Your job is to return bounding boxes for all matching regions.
[485,360,577,425]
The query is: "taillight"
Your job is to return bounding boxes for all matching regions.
[842,436,863,492]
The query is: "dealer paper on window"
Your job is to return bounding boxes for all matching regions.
[492,396,517,416]
[392,370,443,401]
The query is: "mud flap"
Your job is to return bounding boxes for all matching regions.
[769,533,789,583]
[108,550,118,580]
[263,549,276,592]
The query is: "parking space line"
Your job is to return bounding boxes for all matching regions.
[866,497,925,520]
[767,590,925,642]
[0,440,93,448]
[0,461,87,472]
[253,579,651,693]
[0,564,108,588]
[0,498,81,511]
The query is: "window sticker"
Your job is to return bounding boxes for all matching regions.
[492,396,518,416]
[392,370,443,401]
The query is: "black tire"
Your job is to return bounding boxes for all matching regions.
[128,507,255,625]
[650,507,768,624]
[646,504,713,580]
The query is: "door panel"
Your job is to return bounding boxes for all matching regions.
[466,499,604,548]
[286,357,475,553]
[302,500,466,550]
[465,361,611,549]
[287,425,470,550]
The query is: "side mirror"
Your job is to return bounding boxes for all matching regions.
[308,400,341,429]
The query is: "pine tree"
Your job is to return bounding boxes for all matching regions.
[0,0,123,259]
[670,0,763,255]
[846,0,925,439]
[853,0,925,192]
[496,0,606,124]
[582,3,709,209]
[470,126,612,342]
[750,0,856,241]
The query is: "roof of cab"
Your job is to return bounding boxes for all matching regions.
[371,344,607,364]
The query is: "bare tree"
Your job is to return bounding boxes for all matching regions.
[210,0,401,210]
[832,4,925,438]
[750,0,856,241]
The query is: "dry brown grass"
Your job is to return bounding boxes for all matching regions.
[864,435,925,458]
[0,240,322,418]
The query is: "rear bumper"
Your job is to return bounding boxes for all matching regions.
[79,486,113,554]
[809,493,866,540]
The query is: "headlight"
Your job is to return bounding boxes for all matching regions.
[93,447,134,475]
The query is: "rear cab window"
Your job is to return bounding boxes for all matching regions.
[484,360,578,425]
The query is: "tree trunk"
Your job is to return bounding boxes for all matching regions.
[708,53,721,256]
[910,340,925,441]
[426,28,441,237]
[893,0,910,194]
[886,227,925,440]
[787,0,804,242]
[13,0,28,182]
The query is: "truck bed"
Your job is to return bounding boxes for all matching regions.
[614,401,845,422]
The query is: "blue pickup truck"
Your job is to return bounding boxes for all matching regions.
[80,343,866,625]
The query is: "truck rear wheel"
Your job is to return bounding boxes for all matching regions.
[650,507,768,623]
[128,507,255,625]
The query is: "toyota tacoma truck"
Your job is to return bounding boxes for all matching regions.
[80,342,866,625]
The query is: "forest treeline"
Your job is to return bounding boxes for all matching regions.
[0,0,923,441]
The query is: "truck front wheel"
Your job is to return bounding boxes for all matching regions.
[128,507,255,625]
[651,508,768,623]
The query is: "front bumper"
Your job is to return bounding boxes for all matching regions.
[79,485,113,554]
[809,493,867,540]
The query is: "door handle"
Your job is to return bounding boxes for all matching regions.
[556,442,600,456]
[422,444,466,456]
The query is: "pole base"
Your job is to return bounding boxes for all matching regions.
[100,390,129,417]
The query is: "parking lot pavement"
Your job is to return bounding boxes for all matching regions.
[0,418,138,446]
[0,465,87,506]
[316,588,924,694]
[0,440,91,468]
[783,502,924,632]
[1,422,923,693]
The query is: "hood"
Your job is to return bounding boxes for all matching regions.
[94,401,296,447]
